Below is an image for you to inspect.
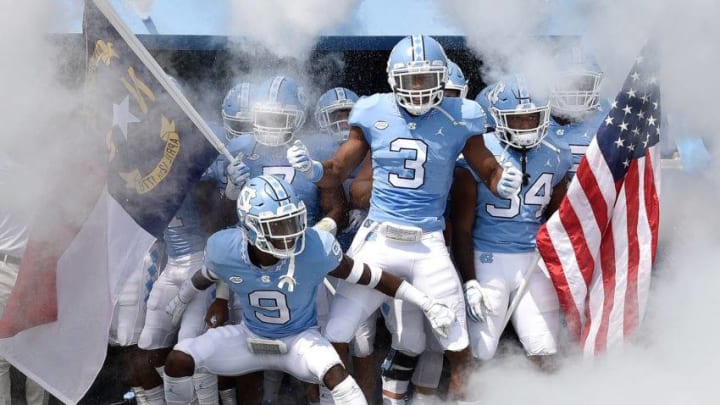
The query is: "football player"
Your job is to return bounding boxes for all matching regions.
[286,35,523,403]
[451,75,571,372]
[348,59,474,404]
[548,46,608,179]
[205,76,348,405]
[161,175,456,405]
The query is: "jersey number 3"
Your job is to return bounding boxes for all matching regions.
[388,138,428,189]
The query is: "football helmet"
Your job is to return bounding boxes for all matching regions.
[237,175,307,258]
[476,75,549,149]
[387,35,449,116]
[222,82,253,139]
[445,60,469,99]
[550,46,603,119]
[314,87,359,143]
[251,76,306,146]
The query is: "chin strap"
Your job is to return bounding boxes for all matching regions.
[277,254,297,292]
[430,104,464,126]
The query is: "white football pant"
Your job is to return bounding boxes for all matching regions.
[468,251,560,360]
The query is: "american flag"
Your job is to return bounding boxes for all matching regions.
[536,46,661,357]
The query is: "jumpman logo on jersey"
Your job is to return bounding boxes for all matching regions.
[435,127,445,136]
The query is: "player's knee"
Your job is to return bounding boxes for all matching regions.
[163,350,195,378]
[324,318,356,343]
[351,329,375,357]
[322,363,349,390]
[381,349,418,382]
[471,337,499,361]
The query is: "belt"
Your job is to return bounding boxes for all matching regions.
[375,222,423,243]
[0,253,21,266]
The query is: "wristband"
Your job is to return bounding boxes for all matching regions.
[215,281,230,300]
[394,280,427,308]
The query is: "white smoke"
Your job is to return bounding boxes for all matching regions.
[2,0,719,403]
[0,0,83,166]
[227,0,360,59]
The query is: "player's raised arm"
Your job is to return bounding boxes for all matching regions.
[328,255,455,339]
[462,134,523,199]
[287,127,369,188]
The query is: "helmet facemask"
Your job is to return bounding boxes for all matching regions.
[252,103,305,146]
[389,62,447,116]
[550,70,603,119]
[315,100,353,143]
[222,111,253,139]
[492,103,550,149]
[244,201,307,258]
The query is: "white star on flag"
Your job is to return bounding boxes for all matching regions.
[614,137,625,148]
[113,95,141,141]
[647,115,657,126]
[619,121,629,132]
[622,105,632,115]
[605,116,614,126]
[631,72,640,81]
[626,88,636,98]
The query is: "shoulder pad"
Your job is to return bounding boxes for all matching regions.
[460,99,486,121]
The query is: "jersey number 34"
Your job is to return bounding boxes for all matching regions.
[486,173,554,219]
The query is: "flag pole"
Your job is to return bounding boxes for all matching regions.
[91,0,235,162]
[501,250,541,331]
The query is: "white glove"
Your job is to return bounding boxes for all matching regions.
[165,280,201,327]
[226,152,250,186]
[224,153,249,200]
[165,295,188,327]
[313,217,338,236]
[463,280,492,323]
[420,298,456,339]
[497,161,523,199]
[287,140,322,181]
[344,209,367,232]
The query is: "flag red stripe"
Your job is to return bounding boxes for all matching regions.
[644,149,660,264]
[624,160,641,335]
[575,153,609,231]
[593,223,617,355]
[537,225,584,341]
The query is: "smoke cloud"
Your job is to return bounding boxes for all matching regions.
[1,0,717,403]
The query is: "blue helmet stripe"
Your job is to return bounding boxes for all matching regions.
[335,87,346,101]
[269,76,285,104]
[262,175,291,204]
[411,35,424,62]
[240,82,250,108]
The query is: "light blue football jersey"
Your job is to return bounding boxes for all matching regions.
[163,194,208,258]
[349,93,487,232]
[205,227,343,339]
[459,132,571,253]
[203,131,337,227]
[548,100,609,178]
